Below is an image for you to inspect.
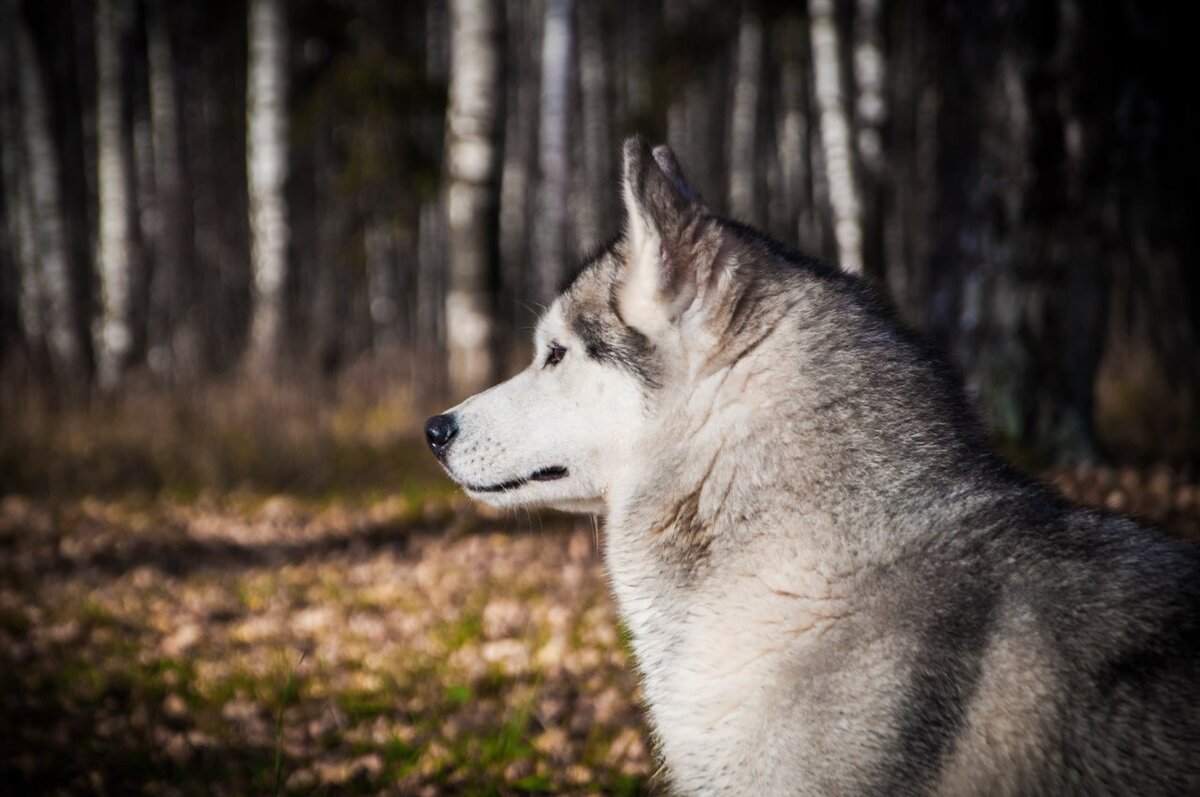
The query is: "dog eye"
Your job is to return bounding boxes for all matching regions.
[544,342,567,367]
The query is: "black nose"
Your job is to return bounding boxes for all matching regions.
[424,413,458,458]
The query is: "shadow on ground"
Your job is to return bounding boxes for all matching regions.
[1,463,1196,795]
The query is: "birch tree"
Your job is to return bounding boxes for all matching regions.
[853,0,887,278]
[809,0,863,273]
[95,0,147,387]
[853,0,886,185]
[533,0,574,304]
[12,5,86,378]
[245,0,289,372]
[728,4,763,224]
[445,0,502,396]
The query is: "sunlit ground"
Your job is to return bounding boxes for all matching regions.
[0,383,1197,794]
[0,490,652,795]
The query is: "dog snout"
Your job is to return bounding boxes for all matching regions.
[424,413,459,458]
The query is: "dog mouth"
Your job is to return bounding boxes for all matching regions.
[464,466,569,494]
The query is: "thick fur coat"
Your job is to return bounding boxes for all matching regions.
[428,137,1200,795]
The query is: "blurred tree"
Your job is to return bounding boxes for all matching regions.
[575,0,614,250]
[9,1,90,381]
[533,0,573,304]
[728,1,763,225]
[498,0,540,355]
[0,0,1193,462]
[0,23,41,362]
[769,12,823,257]
[809,0,862,274]
[0,35,26,362]
[919,0,1114,460]
[853,0,886,282]
[444,0,502,397]
[664,0,731,204]
[95,0,147,388]
[245,0,290,373]
[145,0,198,380]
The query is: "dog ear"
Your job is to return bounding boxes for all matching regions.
[618,137,708,339]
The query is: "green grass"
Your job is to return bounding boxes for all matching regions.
[273,653,306,796]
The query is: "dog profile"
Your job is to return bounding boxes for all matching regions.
[427,136,1200,795]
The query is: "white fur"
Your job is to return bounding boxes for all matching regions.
[438,291,894,793]
[438,302,647,516]
[618,179,673,341]
[437,158,899,794]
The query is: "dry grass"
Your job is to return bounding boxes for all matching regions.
[0,365,439,499]
[0,494,654,795]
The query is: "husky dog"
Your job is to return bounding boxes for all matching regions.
[426,137,1200,795]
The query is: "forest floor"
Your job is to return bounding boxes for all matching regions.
[1,425,1198,794]
[0,487,651,796]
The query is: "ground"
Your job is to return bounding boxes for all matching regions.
[0,455,1197,795]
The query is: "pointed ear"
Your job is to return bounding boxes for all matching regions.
[619,137,707,338]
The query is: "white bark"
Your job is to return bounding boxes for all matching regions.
[809,0,863,273]
[246,0,289,371]
[95,0,143,387]
[14,12,83,375]
[445,0,502,396]
[729,8,764,223]
[853,0,887,178]
[534,0,574,304]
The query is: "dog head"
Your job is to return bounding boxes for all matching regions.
[427,136,752,512]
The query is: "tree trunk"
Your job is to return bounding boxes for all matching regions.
[0,37,29,361]
[575,0,614,249]
[416,197,445,360]
[809,0,862,274]
[0,175,17,363]
[614,0,653,134]
[145,0,198,379]
[770,13,822,255]
[95,0,147,387]
[498,0,539,358]
[12,5,86,379]
[0,31,43,358]
[664,0,730,207]
[533,0,573,305]
[852,0,886,281]
[444,0,503,397]
[245,0,289,373]
[882,0,933,320]
[129,10,155,372]
[365,220,402,351]
[728,3,763,224]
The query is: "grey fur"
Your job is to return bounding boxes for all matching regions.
[432,136,1200,795]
